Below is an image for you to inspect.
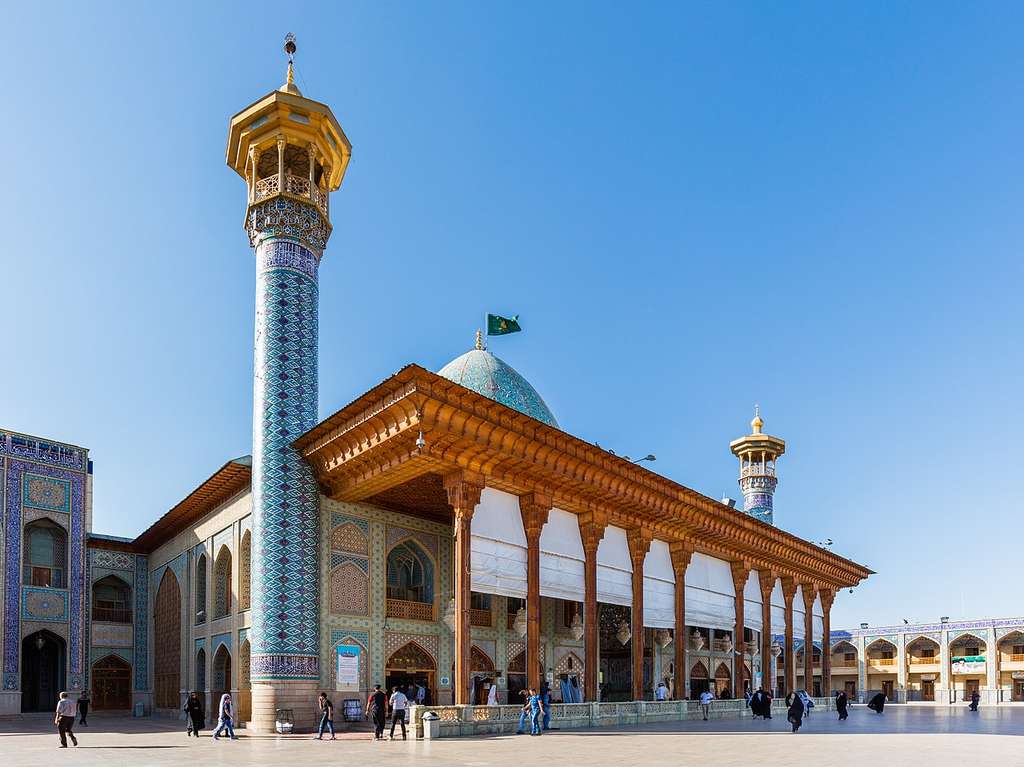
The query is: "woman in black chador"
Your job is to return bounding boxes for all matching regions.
[786,692,805,733]
[835,690,849,720]
[866,692,886,713]
[183,691,204,737]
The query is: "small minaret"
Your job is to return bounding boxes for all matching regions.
[225,34,351,732]
[729,406,786,525]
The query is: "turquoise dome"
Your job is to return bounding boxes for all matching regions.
[438,346,558,428]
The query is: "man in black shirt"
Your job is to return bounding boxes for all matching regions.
[365,684,388,740]
[316,692,336,740]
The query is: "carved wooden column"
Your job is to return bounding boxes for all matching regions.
[820,588,835,696]
[444,472,483,705]
[520,493,551,693]
[781,577,797,694]
[730,560,749,697]
[803,583,817,693]
[578,513,605,702]
[670,543,693,700]
[758,571,775,694]
[627,528,653,700]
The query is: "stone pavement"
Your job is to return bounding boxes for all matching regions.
[1,706,1022,767]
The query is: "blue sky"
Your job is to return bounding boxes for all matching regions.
[3,2,1021,629]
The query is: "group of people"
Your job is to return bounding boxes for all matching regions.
[515,684,552,735]
[363,684,413,741]
[182,690,238,740]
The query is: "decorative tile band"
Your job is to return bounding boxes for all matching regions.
[251,652,319,680]
[133,554,148,690]
[0,433,85,471]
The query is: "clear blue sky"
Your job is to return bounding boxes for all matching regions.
[3,2,1021,630]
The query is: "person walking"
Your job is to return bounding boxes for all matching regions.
[836,690,849,721]
[76,689,90,726]
[786,692,805,733]
[515,690,530,734]
[211,692,237,740]
[388,685,408,740]
[699,689,714,720]
[525,688,543,735]
[316,692,336,740]
[55,691,78,748]
[540,682,552,730]
[867,691,886,714]
[184,691,204,737]
[366,684,388,740]
[969,690,980,711]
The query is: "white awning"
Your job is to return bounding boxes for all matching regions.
[539,508,585,602]
[597,525,633,606]
[643,540,675,628]
[684,553,736,631]
[812,594,824,640]
[770,579,786,635]
[793,585,806,640]
[471,489,527,598]
[743,571,763,632]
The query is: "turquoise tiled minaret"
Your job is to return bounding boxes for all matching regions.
[226,36,351,730]
[729,407,786,526]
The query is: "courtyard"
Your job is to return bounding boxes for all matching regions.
[1,706,1021,767]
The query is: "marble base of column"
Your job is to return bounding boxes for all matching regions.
[250,680,319,733]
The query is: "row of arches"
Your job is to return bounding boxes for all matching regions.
[193,531,252,625]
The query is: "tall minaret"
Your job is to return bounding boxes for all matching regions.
[729,406,786,525]
[226,35,351,731]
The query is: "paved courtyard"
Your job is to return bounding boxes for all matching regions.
[2,706,1022,767]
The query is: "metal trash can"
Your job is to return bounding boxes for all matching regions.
[342,698,362,722]
[275,708,294,734]
[422,710,440,740]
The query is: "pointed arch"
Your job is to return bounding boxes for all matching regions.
[195,647,207,693]
[153,568,181,708]
[330,560,369,616]
[555,651,584,676]
[91,654,131,710]
[212,643,231,704]
[714,662,732,680]
[998,630,1024,648]
[386,640,437,671]
[331,522,368,554]
[239,530,252,611]
[213,544,232,619]
[92,574,132,623]
[386,539,435,606]
[865,638,898,653]
[831,639,857,654]
[471,645,494,672]
[690,660,709,679]
[950,631,987,650]
[195,553,208,624]
[22,519,68,588]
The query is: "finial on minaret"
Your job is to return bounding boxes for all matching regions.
[751,403,763,434]
[475,329,485,351]
[285,32,296,84]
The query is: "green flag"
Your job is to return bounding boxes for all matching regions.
[487,313,521,336]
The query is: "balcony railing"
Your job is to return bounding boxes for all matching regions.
[386,599,435,622]
[1009,654,1024,663]
[470,609,492,628]
[831,659,857,668]
[869,657,896,666]
[909,656,940,666]
[253,173,329,216]
[740,464,776,478]
[92,606,132,624]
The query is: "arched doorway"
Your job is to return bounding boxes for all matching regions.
[689,660,709,699]
[714,662,733,698]
[831,640,859,699]
[507,646,546,703]
[91,655,131,710]
[153,569,181,709]
[212,644,231,707]
[385,641,436,704]
[470,645,495,704]
[21,630,66,712]
[949,633,987,703]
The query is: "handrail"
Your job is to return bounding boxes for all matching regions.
[253,173,329,215]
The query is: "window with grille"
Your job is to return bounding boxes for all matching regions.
[92,575,132,622]
[195,554,208,624]
[22,521,67,589]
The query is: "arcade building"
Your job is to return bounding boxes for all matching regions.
[0,48,872,728]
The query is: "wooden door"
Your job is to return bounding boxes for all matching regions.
[844,680,856,698]
[921,680,934,701]
[92,656,131,710]
[881,680,894,700]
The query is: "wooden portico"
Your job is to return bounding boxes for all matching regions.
[295,364,871,703]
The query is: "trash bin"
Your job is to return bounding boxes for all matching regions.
[422,710,440,740]
[275,708,294,734]
[133,701,145,718]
